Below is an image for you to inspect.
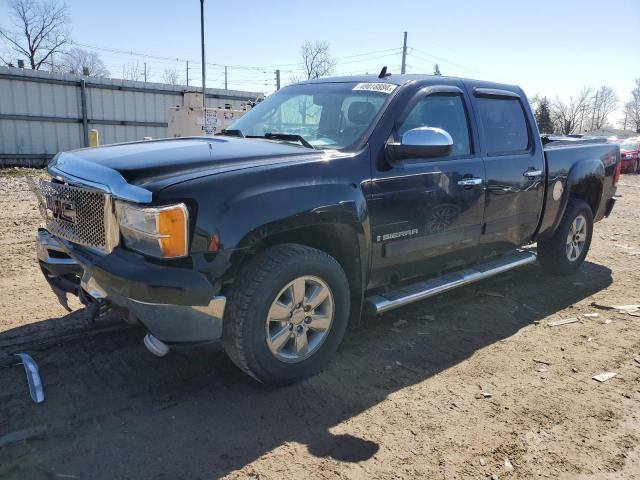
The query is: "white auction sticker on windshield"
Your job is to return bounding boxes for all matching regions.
[353,83,397,94]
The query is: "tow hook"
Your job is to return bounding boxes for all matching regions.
[78,289,110,323]
[143,334,170,357]
[79,272,111,323]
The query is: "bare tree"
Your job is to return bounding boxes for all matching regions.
[287,73,303,86]
[122,62,145,81]
[623,78,640,133]
[528,93,541,113]
[61,47,108,76]
[300,40,336,80]
[0,44,13,66]
[161,66,181,85]
[551,87,593,135]
[589,85,618,130]
[0,0,70,70]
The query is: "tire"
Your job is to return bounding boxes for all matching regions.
[538,199,593,276]
[222,244,350,385]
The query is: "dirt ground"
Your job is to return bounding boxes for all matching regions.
[1,168,639,480]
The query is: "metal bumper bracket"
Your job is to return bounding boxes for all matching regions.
[0,353,45,404]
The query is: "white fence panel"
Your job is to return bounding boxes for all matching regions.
[0,66,261,167]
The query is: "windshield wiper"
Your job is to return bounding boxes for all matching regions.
[247,132,315,149]
[217,129,244,137]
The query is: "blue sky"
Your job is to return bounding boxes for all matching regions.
[3,0,639,108]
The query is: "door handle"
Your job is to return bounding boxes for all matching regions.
[457,178,483,186]
[523,169,543,177]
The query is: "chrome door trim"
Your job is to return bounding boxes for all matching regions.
[457,178,483,186]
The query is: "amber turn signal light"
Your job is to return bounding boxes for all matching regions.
[158,205,188,257]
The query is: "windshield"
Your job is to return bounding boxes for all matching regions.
[621,142,639,150]
[229,82,394,150]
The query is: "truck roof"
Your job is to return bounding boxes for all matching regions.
[296,74,521,95]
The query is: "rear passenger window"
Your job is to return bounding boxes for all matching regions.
[398,94,471,157]
[476,97,530,155]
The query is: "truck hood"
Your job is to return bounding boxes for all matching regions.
[49,137,322,199]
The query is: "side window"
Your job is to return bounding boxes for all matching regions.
[475,97,529,155]
[398,94,471,157]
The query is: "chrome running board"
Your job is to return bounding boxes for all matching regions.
[365,250,537,315]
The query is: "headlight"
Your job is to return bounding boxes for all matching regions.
[115,201,189,258]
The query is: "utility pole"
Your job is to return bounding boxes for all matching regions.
[591,90,599,131]
[224,65,228,90]
[186,60,189,86]
[144,62,147,82]
[401,31,407,74]
[275,69,281,90]
[200,0,206,108]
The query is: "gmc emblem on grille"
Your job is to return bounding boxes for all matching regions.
[46,197,77,224]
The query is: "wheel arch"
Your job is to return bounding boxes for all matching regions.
[538,159,605,242]
[226,220,369,316]
[565,157,605,215]
[568,175,603,218]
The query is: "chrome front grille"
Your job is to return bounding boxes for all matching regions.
[32,178,119,253]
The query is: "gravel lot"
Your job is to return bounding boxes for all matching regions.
[0,168,639,479]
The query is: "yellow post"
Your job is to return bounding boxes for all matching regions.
[89,129,100,147]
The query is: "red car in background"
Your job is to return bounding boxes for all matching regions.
[620,139,640,173]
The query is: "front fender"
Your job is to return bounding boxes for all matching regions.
[158,152,372,285]
[232,184,367,249]
[226,182,370,290]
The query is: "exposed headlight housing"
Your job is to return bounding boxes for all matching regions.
[115,201,189,258]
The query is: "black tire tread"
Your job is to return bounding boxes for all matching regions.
[538,198,593,276]
[222,243,348,384]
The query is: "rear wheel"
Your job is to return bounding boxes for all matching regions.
[223,244,350,385]
[538,199,593,275]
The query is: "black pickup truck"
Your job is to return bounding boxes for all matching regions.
[35,74,620,385]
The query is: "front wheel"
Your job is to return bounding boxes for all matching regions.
[223,244,350,385]
[537,199,593,275]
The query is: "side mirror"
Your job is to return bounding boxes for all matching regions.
[385,127,453,163]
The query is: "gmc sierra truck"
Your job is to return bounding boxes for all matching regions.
[34,74,620,385]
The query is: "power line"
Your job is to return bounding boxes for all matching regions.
[408,47,494,79]
[70,41,401,73]
[64,38,491,83]
[334,51,402,66]
[332,65,403,76]
[404,64,432,74]
[250,47,402,68]
[65,41,410,93]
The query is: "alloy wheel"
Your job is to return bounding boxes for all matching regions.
[566,214,587,262]
[265,275,334,363]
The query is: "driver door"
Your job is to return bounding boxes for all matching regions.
[366,85,486,288]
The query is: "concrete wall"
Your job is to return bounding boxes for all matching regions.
[0,66,262,167]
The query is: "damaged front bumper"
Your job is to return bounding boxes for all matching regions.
[36,229,226,344]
